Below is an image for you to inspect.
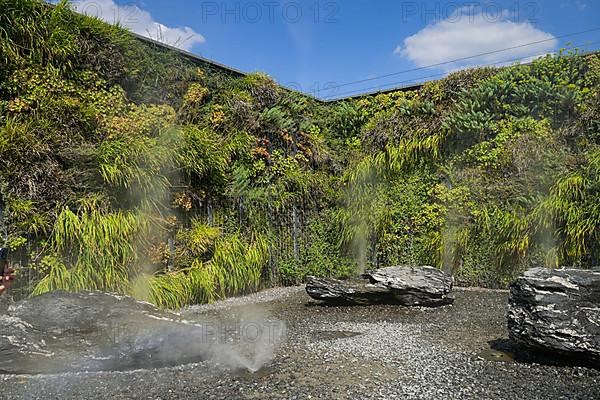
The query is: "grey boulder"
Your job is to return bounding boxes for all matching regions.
[306,266,454,306]
[508,267,600,363]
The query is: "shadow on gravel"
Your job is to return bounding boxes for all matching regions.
[304,301,375,307]
[488,339,599,369]
[303,301,453,308]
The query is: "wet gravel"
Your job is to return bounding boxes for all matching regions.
[1,287,599,399]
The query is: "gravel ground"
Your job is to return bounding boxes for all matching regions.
[1,287,599,400]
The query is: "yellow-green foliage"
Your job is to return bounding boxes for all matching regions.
[537,149,600,263]
[149,232,269,309]
[33,206,269,310]
[33,198,150,295]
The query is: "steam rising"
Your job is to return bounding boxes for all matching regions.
[192,306,286,372]
[128,304,286,373]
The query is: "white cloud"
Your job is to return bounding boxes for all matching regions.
[395,12,558,70]
[70,0,205,51]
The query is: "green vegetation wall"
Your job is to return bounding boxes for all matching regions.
[335,52,600,287]
[1,0,599,307]
[0,0,355,308]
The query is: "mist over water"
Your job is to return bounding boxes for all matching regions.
[0,291,286,375]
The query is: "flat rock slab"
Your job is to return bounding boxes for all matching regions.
[0,291,210,374]
[508,267,600,363]
[306,266,454,306]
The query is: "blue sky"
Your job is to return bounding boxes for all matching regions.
[68,0,599,99]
